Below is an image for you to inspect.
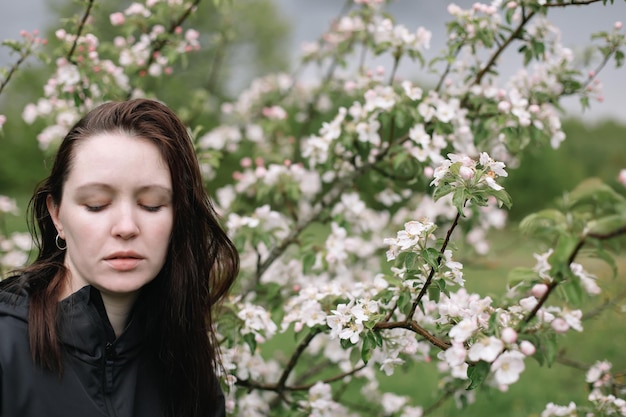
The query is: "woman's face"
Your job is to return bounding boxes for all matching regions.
[47,132,174,300]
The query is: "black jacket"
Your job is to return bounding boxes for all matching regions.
[0,275,225,417]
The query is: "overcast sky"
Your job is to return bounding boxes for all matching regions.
[2,0,625,122]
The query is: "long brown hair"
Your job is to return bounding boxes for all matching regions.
[23,98,239,416]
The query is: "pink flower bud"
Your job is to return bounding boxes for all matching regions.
[551,318,570,333]
[507,1,517,9]
[520,340,536,356]
[501,327,518,344]
[615,21,623,30]
[459,165,475,180]
[618,169,626,187]
[531,283,549,298]
[240,157,252,168]
[109,12,125,26]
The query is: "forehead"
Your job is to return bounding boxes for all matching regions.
[65,132,171,188]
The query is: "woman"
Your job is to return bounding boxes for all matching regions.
[0,98,239,417]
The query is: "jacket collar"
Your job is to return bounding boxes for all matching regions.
[58,285,146,363]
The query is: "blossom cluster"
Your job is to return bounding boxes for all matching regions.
[0,196,32,274]
[21,0,203,150]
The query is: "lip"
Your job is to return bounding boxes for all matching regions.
[104,251,144,271]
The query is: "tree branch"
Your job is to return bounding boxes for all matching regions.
[0,52,29,96]
[544,0,603,7]
[276,328,321,393]
[374,319,450,350]
[474,9,535,85]
[584,287,626,320]
[410,210,463,319]
[66,0,95,63]
[522,225,626,326]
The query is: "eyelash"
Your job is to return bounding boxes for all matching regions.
[141,205,163,212]
[84,204,163,212]
[85,205,106,212]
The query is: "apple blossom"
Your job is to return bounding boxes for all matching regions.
[519,341,536,356]
[532,283,549,298]
[550,318,570,333]
[491,350,525,386]
[501,327,518,344]
[468,336,504,362]
[618,169,626,187]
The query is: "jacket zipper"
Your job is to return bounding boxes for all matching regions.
[103,342,119,417]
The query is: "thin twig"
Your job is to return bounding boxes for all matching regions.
[66,0,95,63]
[388,53,401,86]
[410,210,463,319]
[276,328,321,392]
[522,225,626,325]
[0,52,28,96]
[474,9,535,86]
[434,42,464,94]
[374,320,450,350]
[544,0,603,7]
[423,388,455,416]
[584,287,626,320]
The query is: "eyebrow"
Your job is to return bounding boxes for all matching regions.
[74,183,173,197]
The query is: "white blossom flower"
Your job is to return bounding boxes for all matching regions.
[540,402,577,417]
[570,262,601,295]
[237,304,278,339]
[468,336,504,362]
[449,317,478,343]
[491,350,525,385]
[533,249,554,281]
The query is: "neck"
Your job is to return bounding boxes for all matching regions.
[100,291,138,338]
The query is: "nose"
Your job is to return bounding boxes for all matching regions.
[111,204,140,239]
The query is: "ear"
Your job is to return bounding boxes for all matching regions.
[46,195,64,239]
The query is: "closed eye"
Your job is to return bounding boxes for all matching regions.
[141,205,163,212]
[85,204,107,212]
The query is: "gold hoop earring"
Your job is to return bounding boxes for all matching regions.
[55,234,67,250]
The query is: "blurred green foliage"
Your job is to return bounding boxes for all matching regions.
[505,118,626,220]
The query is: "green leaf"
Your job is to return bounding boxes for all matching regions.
[466,361,490,390]
[560,269,584,307]
[549,234,580,276]
[428,285,440,303]
[452,188,467,214]
[542,333,558,367]
[243,333,257,353]
[586,213,626,236]
[421,247,441,270]
[568,178,625,210]
[302,252,316,274]
[361,333,374,364]
[507,267,538,286]
[519,209,567,236]
[398,290,412,315]
[491,188,513,209]
[433,183,454,201]
[403,252,418,269]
